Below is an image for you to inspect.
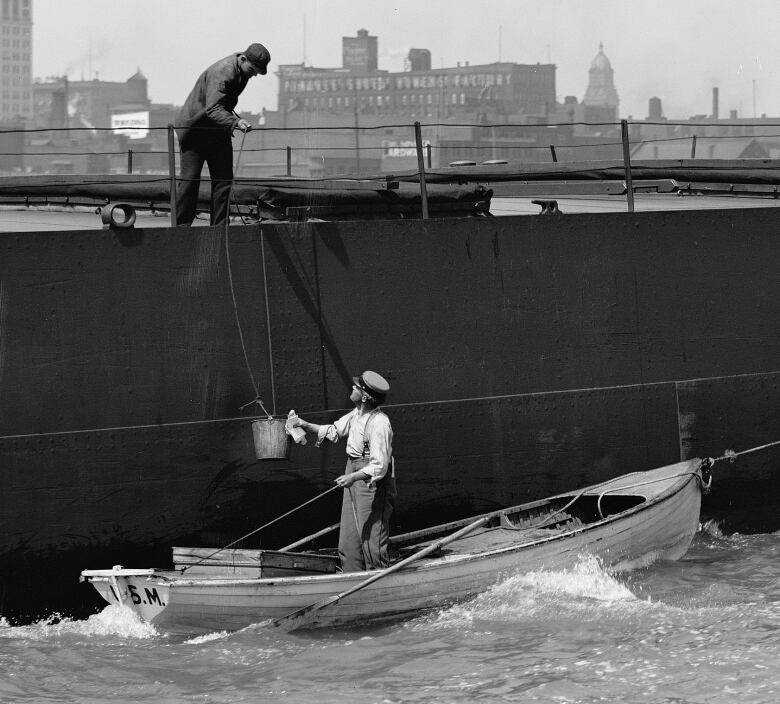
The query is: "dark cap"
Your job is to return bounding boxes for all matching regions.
[353,371,390,402]
[244,43,270,74]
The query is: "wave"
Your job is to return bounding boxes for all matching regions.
[0,605,159,641]
[417,554,644,630]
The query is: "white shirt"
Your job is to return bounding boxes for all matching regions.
[317,408,393,481]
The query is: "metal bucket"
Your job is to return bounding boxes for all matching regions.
[251,418,290,460]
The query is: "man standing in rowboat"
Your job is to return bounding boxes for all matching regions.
[290,371,396,572]
[175,43,271,227]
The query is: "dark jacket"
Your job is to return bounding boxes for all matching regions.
[176,53,249,141]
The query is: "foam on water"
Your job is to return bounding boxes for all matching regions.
[183,629,233,645]
[421,554,642,630]
[0,604,159,641]
[700,518,728,540]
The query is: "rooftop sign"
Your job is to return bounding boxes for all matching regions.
[111,111,149,139]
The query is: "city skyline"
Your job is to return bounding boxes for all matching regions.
[34,0,779,121]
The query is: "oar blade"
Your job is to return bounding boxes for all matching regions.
[273,594,340,631]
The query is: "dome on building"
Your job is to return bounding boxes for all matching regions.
[589,42,612,72]
[583,42,619,110]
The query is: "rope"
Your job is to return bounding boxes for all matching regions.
[224,203,260,400]
[180,484,341,572]
[595,471,703,519]
[525,468,703,528]
[712,439,780,463]
[223,127,272,413]
[259,227,277,416]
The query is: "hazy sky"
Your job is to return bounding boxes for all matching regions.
[34,0,780,121]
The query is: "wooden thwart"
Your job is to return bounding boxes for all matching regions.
[173,547,338,577]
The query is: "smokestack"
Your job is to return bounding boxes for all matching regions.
[712,87,719,120]
[648,96,663,120]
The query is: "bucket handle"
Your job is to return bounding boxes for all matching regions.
[240,396,273,419]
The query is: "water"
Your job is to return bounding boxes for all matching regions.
[2,523,778,704]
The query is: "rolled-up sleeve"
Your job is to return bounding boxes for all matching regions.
[362,415,393,482]
[316,410,354,446]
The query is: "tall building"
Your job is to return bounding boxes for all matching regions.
[277,29,556,126]
[258,28,560,175]
[0,0,33,122]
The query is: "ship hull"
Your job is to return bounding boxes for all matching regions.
[1,208,779,620]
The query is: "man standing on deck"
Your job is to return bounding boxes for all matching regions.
[290,371,396,572]
[175,43,271,227]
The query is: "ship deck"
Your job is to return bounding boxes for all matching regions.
[1,183,779,231]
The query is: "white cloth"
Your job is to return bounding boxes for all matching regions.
[317,408,393,482]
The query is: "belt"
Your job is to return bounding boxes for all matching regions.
[346,456,395,478]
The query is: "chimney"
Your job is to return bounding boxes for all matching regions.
[712,87,719,120]
[648,96,663,120]
[342,29,378,72]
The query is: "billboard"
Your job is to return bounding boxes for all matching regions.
[382,139,431,158]
[111,111,149,139]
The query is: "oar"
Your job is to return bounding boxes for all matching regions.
[272,514,492,630]
[278,522,340,553]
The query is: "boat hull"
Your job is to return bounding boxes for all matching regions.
[86,462,702,633]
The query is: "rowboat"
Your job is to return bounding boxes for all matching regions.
[80,459,709,634]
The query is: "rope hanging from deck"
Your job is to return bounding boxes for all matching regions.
[224,131,278,418]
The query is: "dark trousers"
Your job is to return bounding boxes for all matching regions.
[339,458,396,572]
[176,129,233,227]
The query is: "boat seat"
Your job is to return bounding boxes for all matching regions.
[500,510,577,531]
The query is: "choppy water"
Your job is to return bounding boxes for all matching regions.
[1,523,778,704]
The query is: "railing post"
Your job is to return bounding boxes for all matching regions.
[549,145,558,163]
[353,88,361,175]
[167,124,178,226]
[127,149,133,174]
[414,121,429,220]
[286,145,292,176]
[690,135,697,159]
[426,143,432,169]
[620,119,635,213]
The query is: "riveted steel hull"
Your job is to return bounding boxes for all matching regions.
[1,207,779,620]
